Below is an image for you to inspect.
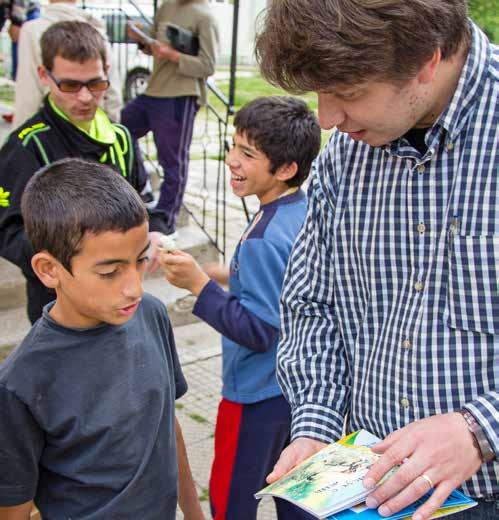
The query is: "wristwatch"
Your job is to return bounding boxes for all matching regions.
[459,409,496,463]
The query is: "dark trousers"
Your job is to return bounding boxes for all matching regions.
[451,494,499,520]
[209,395,316,520]
[26,276,55,324]
[121,95,198,233]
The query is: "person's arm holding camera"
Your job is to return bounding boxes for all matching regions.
[150,41,180,63]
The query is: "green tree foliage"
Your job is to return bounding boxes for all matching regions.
[469,0,499,42]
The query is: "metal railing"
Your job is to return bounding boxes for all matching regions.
[81,0,239,259]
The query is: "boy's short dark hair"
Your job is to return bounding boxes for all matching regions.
[255,0,470,92]
[233,96,321,187]
[41,21,107,71]
[21,159,147,272]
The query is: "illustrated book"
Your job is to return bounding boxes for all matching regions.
[256,430,476,519]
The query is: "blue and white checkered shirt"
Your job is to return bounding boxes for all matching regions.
[278,22,498,498]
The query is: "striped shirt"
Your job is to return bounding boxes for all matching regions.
[278,22,498,498]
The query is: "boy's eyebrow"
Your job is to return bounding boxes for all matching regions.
[93,242,151,267]
[239,143,258,155]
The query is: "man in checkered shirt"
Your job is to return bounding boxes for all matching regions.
[255,1,497,519]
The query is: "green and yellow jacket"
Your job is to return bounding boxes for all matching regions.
[0,97,163,278]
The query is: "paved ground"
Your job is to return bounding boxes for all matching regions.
[0,100,278,519]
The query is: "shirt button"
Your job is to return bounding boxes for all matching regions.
[400,398,410,408]
[417,165,426,174]
[414,281,424,292]
[446,142,454,151]
[416,223,426,234]
[402,339,412,349]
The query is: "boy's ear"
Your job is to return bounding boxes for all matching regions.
[31,252,63,289]
[275,162,298,182]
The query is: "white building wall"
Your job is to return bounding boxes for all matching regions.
[209,0,267,65]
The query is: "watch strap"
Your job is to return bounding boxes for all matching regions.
[459,409,495,463]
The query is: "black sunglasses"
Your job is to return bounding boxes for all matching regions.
[46,69,110,93]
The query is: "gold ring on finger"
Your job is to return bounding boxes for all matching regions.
[420,473,434,489]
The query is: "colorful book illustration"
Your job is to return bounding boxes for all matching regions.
[256,430,476,520]
[255,430,382,518]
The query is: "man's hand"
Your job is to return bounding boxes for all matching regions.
[151,42,180,63]
[266,437,327,484]
[159,250,210,296]
[363,413,482,520]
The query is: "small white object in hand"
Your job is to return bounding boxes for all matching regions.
[158,234,177,253]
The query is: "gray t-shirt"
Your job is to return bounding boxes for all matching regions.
[0,293,187,519]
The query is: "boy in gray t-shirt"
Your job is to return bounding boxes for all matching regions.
[0,159,204,519]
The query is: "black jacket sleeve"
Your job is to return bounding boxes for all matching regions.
[0,133,44,276]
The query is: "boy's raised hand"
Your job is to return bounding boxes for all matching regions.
[159,250,210,296]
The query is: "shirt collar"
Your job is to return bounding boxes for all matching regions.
[48,95,116,145]
[260,188,305,211]
[384,20,492,157]
[434,21,492,144]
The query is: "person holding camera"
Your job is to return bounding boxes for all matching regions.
[122,0,219,235]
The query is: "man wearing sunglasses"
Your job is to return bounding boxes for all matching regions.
[12,0,122,128]
[0,20,169,324]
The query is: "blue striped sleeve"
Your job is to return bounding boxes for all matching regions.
[278,158,350,443]
[464,392,499,457]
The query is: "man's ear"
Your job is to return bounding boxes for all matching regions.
[31,252,62,289]
[417,48,441,85]
[37,65,50,87]
[275,162,298,183]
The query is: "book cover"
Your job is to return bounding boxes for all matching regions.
[255,430,382,518]
[328,489,476,520]
[256,430,476,520]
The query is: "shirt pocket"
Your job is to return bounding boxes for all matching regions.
[443,234,498,334]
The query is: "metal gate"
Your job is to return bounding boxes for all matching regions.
[81,0,241,258]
